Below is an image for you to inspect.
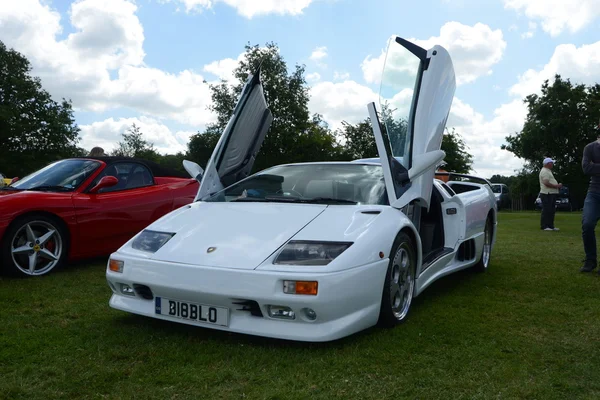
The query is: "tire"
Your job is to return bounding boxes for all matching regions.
[1,214,68,277]
[378,232,417,328]
[474,216,493,273]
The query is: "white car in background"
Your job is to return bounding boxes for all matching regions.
[105,36,498,342]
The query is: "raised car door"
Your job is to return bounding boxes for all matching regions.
[196,67,273,200]
[369,36,456,210]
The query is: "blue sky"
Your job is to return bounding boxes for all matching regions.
[2,0,600,177]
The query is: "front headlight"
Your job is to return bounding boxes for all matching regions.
[274,240,352,265]
[131,230,175,253]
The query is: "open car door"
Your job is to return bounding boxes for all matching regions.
[369,36,456,210]
[196,67,273,200]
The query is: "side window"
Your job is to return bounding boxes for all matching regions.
[92,162,154,193]
[504,185,510,194]
[440,182,456,197]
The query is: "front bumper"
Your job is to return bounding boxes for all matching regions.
[106,254,389,342]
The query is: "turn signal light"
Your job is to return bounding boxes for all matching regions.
[283,280,318,295]
[109,259,124,273]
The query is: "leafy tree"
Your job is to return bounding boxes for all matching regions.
[441,127,473,173]
[112,123,159,161]
[0,41,81,177]
[187,42,342,171]
[187,128,221,168]
[336,118,377,160]
[502,74,600,208]
[158,152,187,174]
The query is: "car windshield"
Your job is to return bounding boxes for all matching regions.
[204,164,388,205]
[10,159,101,191]
[492,185,502,193]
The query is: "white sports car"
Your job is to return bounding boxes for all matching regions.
[106,36,497,342]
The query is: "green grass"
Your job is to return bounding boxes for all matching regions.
[1,211,600,399]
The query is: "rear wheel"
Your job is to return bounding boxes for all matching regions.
[474,216,493,273]
[1,215,68,277]
[378,232,417,328]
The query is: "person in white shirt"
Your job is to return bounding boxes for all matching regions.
[538,157,563,231]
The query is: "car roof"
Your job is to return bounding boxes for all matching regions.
[70,156,190,178]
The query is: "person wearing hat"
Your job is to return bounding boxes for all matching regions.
[539,157,562,231]
[580,121,600,272]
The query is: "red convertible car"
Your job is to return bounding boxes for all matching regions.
[0,157,199,277]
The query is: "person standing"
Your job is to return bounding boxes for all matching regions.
[539,157,562,231]
[580,124,600,272]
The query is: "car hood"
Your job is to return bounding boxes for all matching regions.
[144,202,327,269]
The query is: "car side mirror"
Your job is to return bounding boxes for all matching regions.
[183,160,204,182]
[89,176,118,194]
[10,177,19,184]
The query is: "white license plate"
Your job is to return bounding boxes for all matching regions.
[155,296,229,327]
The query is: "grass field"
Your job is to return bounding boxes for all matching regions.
[1,211,600,399]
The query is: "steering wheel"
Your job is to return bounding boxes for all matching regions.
[276,188,304,198]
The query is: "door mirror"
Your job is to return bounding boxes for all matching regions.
[183,160,204,182]
[89,176,118,194]
[10,177,19,184]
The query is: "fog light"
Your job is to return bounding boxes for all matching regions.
[303,308,317,321]
[267,305,295,320]
[283,280,318,295]
[120,283,135,296]
[109,259,124,273]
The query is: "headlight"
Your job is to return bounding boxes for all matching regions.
[131,230,175,253]
[274,241,352,265]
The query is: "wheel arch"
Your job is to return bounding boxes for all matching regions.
[3,211,72,253]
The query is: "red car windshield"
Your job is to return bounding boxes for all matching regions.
[9,159,101,191]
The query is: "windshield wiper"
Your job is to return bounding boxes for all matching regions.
[26,185,73,192]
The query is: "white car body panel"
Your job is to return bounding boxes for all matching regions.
[141,202,327,269]
[105,36,498,342]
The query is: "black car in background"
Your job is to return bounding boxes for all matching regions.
[534,186,572,211]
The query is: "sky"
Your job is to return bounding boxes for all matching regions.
[1,0,600,178]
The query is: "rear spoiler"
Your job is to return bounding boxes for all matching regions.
[434,172,493,189]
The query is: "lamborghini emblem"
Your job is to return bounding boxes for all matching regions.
[207,247,217,253]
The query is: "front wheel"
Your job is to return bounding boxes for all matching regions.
[1,215,68,277]
[378,232,417,328]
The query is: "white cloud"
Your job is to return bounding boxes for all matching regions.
[509,41,600,98]
[504,0,600,36]
[174,0,316,18]
[306,72,321,82]
[308,80,378,130]
[80,116,195,154]
[309,46,328,67]
[447,98,527,177]
[333,71,350,81]
[361,22,506,86]
[0,0,215,127]
[202,52,245,82]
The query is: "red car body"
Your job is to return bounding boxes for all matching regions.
[0,157,199,269]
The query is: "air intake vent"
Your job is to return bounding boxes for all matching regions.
[457,239,476,261]
[361,210,381,215]
[133,284,154,300]
[232,299,263,317]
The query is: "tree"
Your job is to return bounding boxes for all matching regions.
[502,74,600,208]
[441,127,473,173]
[336,116,473,172]
[187,128,221,168]
[336,118,377,160]
[187,42,342,171]
[112,123,159,161]
[0,41,81,177]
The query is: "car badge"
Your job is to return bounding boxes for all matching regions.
[207,247,217,253]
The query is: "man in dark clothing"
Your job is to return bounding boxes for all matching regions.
[580,122,600,272]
